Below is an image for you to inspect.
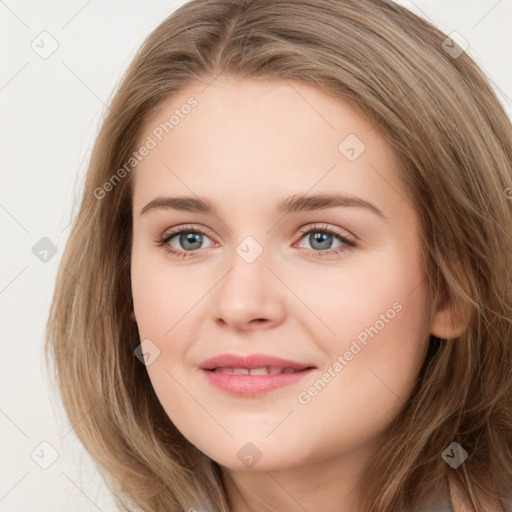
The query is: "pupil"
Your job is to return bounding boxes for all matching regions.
[181,233,202,250]
[310,232,332,250]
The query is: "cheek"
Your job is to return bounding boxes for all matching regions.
[293,246,430,415]
[316,257,429,409]
[130,247,210,401]
[284,274,430,465]
[130,252,201,433]
[299,293,429,450]
[131,243,194,339]
[329,292,429,396]
[283,244,428,353]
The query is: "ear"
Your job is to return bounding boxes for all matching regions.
[429,294,471,340]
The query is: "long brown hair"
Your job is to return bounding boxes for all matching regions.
[45,0,512,510]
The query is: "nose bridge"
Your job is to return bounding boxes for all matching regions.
[220,234,271,301]
[212,233,285,327]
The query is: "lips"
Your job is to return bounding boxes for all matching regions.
[199,353,315,372]
[199,353,316,397]
[213,367,301,375]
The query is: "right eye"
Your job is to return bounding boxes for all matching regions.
[157,225,216,258]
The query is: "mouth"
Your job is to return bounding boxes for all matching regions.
[208,367,309,375]
[199,352,315,372]
[199,353,316,397]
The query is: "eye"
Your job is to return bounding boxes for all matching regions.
[157,225,215,259]
[295,223,356,258]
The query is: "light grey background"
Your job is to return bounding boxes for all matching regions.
[1,1,511,510]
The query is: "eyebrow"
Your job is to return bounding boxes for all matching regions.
[140,192,386,219]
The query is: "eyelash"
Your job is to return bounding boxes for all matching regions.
[156,223,356,259]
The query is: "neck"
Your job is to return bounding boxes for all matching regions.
[221,436,382,512]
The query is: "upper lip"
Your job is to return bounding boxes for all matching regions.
[199,353,316,371]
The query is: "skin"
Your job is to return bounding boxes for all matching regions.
[130,75,465,512]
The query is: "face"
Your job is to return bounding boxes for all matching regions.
[130,76,431,473]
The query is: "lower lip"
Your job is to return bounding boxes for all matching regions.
[201,368,315,397]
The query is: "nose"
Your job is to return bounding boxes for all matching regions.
[211,245,286,331]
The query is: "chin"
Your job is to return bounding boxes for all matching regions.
[197,439,306,473]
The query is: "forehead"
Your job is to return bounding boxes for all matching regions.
[132,76,407,219]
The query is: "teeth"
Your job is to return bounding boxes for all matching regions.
[232,367,249,375]
[215,367,234,374]
[249,368,268,375]
[213,367,299,375]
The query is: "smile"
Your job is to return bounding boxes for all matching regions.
[211,367,302,375]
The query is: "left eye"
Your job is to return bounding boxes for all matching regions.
[294,224,356,257]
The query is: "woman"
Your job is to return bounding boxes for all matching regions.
[45,0,512,510]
